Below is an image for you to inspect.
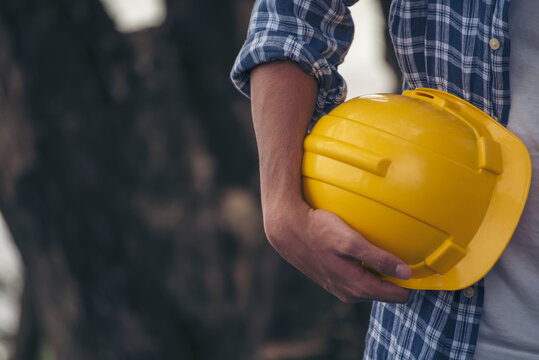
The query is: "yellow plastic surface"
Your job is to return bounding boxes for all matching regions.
[302,88,532,290]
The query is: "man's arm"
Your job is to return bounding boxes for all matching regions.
[250,61,411,303]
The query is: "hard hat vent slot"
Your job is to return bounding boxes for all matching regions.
[411,90,447,108]
[415,92,434,99]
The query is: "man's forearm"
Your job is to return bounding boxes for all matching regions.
[250,61,318,217]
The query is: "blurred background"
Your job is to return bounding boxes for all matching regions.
[0,0,400,359]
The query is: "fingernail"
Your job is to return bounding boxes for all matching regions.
[395,264,412,280]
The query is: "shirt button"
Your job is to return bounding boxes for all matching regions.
[463,286,475,298]
[489,38,500,50]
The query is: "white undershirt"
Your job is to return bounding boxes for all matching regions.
[474,0,539,359]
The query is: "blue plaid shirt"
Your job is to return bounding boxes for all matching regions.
[231,0,511,359]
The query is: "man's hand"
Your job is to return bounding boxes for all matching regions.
[265,200,412,303]
[250,61,412,303]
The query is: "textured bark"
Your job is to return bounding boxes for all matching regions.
[0,0,372,359]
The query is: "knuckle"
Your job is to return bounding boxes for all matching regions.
[352,286,375,301]
[371,252,395,274]
[338,295,355,304]
[323,281,335,294]
[336,238,353,256]
[336,236,361,257]
[334,287,362,304]
[349,290,369,303]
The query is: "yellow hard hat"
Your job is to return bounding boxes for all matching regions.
[302,88,532,290]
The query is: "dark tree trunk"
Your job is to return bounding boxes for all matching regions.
[0,1,372,359]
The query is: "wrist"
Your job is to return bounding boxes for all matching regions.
[260,192,310,248]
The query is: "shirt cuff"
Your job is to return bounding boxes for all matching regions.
[230,30,348,121]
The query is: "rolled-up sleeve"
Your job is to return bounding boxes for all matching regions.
[230,0,358,120]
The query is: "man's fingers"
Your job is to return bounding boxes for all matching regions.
[357,269,411,303]
[306,209,413,303]
[362,246,412,280]
[336,232,412,280]
[336,259,411,303]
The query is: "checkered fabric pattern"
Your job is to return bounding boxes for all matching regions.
[365,282,484,360]
[230,0,358,120]
[389,0,511,125]
[231,0,511,359]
